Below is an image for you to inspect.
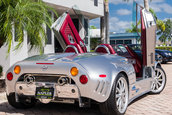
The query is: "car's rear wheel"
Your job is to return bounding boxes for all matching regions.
[150,66,166,94]
[7,93,36,109]
[99,73,129,115]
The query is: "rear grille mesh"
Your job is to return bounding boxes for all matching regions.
[18,74,75,84]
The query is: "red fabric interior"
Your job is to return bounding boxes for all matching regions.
[64,44,84,53]
[65,47,77,53]
[59,13,87,52]
[100,44,116,54]
[95,47,109,53]
[125,46,142,77]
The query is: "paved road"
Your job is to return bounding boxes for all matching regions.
[0,63,172,115]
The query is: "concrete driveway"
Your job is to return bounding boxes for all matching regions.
[0,63,172,115]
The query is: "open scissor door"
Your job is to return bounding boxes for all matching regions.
[51,13,87,52]
[141,9,156,67]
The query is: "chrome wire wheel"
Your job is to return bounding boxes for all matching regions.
[116,77,128,114]
[151,67,166,93]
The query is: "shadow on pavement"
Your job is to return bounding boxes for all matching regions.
[128,94,148,106]
[0,101,101,115]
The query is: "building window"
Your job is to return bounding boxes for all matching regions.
[110,40,116,45]
[116,40,123,44]
[94,0,98,6]
[46,25,52,44]
[124,40,132,44]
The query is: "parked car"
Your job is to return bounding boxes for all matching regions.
[5,10,166,115]
[155,49,171,63]
[113,44,163,63]
[167,50,172,62]
[5,44,166,115]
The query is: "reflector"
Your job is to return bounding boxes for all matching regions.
[14,65,21,74]
[70,67,78,76]
[7,72,13,81]
[80,75,88,84]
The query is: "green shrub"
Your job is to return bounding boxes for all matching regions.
[156,46,172,51]
[0,65,3,77]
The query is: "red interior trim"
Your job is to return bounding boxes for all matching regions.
[141,9,147,66]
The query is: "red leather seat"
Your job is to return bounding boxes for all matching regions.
[100,44,116,54]
[95,46,109,54]
[64,44,84,53]
[95,44,116,54]
[125,46,142,77]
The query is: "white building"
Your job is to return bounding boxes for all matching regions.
[0,0,104,74]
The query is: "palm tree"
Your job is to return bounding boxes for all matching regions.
[0,0,57,53]
[100,0,109,44]
[158,19,172,44]
[126,8,165,35]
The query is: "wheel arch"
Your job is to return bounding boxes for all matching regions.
[118,71,129,86]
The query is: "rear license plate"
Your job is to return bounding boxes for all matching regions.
[35,87,54,99]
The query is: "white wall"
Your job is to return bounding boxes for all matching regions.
[10,31,28,66]
[0,45,10,74]
[43,0,104,19]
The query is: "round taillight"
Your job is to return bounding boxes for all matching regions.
[70,67,78,76]
[14,65,21,74]
[80,75,88,84]
[7,72,13,81]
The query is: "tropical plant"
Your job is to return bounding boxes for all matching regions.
[158,19,172,44]
[126,8,165,37]
[90,25,97,29]
[0,0,57,53]
[126,21,141,33]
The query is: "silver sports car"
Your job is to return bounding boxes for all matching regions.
[5,52,166,115]
[5,8,166,115]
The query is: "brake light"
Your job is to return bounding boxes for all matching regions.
[7,72,13,81]
[80,75,88,84]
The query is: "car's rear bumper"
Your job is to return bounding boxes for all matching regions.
[16,82,79,99]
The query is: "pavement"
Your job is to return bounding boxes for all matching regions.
[0,63,172,115]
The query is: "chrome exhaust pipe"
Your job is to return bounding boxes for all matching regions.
[58,77,68,86]
[24,74,35,84]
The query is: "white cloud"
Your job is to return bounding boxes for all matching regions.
[149,3,172,14]
[109,17,131,32]
[109,0,172,14]
[151,0,165,3]
[109,0,165,5]
[159,3,172,14]
[117,9,131,15]
[109,0,132,5]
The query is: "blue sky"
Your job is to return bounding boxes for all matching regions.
[90,0,172,33]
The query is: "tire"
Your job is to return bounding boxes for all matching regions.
[7,93,36,109]
[150,66,166,94]
[99,73,129,115]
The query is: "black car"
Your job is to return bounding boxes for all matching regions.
[113,44,163,63]
[167,50,172,62]
[155,49,171,63]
